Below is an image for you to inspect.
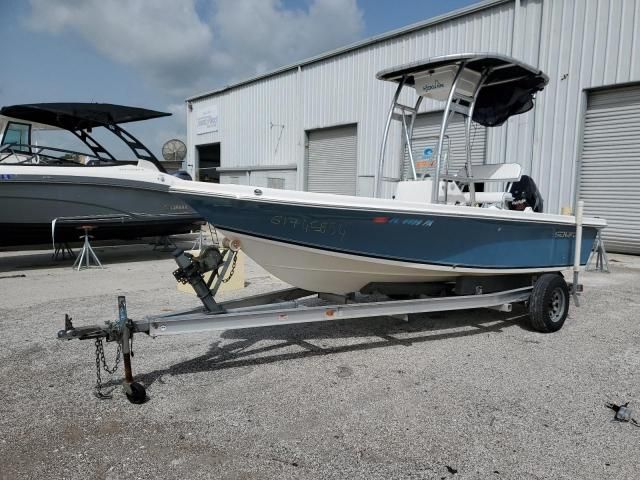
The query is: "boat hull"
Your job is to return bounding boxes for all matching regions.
[0,171,202,247]
[173,185,602,294]
[215,229,490,293]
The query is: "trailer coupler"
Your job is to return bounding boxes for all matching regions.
[57,314,111,341]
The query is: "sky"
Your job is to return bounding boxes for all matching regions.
[0,0,477,158]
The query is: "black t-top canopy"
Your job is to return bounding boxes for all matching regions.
[376,53,549,127]
[0,103,170,131]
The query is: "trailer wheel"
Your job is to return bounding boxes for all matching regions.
[125,382,147,404]
[528,273,569,333]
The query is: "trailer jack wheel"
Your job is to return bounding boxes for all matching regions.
[528,273,569,333]
[124,382,147,404]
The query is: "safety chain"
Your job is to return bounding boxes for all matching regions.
[94,338,122,399]
[221,252,238,283]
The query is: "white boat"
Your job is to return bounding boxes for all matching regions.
[171,53,606,295]
[0,103,202,247]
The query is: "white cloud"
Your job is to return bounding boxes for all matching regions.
[26,0,364,98]
[25,0,363,152]
[27,0,213,98]
[210,0,364,81]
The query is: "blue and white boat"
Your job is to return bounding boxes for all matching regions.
[171,53,606,295]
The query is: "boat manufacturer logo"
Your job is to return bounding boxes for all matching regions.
[422,79,445,93]
[168,204,190,211]
[554,231,576,238]
[0,174,16,180]
[270,215,347,240]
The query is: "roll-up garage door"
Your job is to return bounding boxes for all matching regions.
[402,112,486,179]
[580,85,640,254]
[306,124,357,195]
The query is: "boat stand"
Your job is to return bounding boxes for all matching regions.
[587,230,609,273]
[152,235,176,252]
[191,229,205,250]
[53,242,75,261]
[72,226,103,271]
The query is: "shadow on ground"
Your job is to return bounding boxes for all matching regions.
[131,307,530,389]
[0,236,199,273]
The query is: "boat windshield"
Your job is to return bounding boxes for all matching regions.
[0,123,137,167]
[2,122,31,153]
[0,143,135,167]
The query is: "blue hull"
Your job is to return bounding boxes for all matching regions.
[177,193,598,270]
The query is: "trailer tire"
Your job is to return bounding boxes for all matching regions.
[528,273,569,333]
[125,382,147,404]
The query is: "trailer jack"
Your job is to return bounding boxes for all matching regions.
[59,297,147,403]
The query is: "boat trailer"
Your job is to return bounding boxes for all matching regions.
[58,204,586,403]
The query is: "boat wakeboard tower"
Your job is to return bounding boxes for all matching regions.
[375,53,548,208]
[0,103,169,170]
[57,54,604,403]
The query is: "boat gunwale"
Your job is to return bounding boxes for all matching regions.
[170,185,607,229]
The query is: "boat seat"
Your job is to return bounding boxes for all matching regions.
[463,191,513,204]
[395,179,466,204]
[449,163,521,207]
[443,163,523,183]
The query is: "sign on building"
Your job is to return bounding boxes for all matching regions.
[196,105,219,135]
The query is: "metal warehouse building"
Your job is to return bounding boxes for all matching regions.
[185,0,640,254]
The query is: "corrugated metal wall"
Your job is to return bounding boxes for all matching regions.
[533,0,640,212]
[579,85,640,254]
[188,69,300,170]
[187,0,640,214]
[306,125,358,195]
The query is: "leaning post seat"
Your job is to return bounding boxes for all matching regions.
[447,163,522,183]
[395,178,512,206]
[394,179,466,204]
[442,163,523,206]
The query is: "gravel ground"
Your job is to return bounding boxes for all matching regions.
[0,242,639,480]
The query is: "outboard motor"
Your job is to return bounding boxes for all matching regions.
[509,175,544,212]
[172,170,193,181]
